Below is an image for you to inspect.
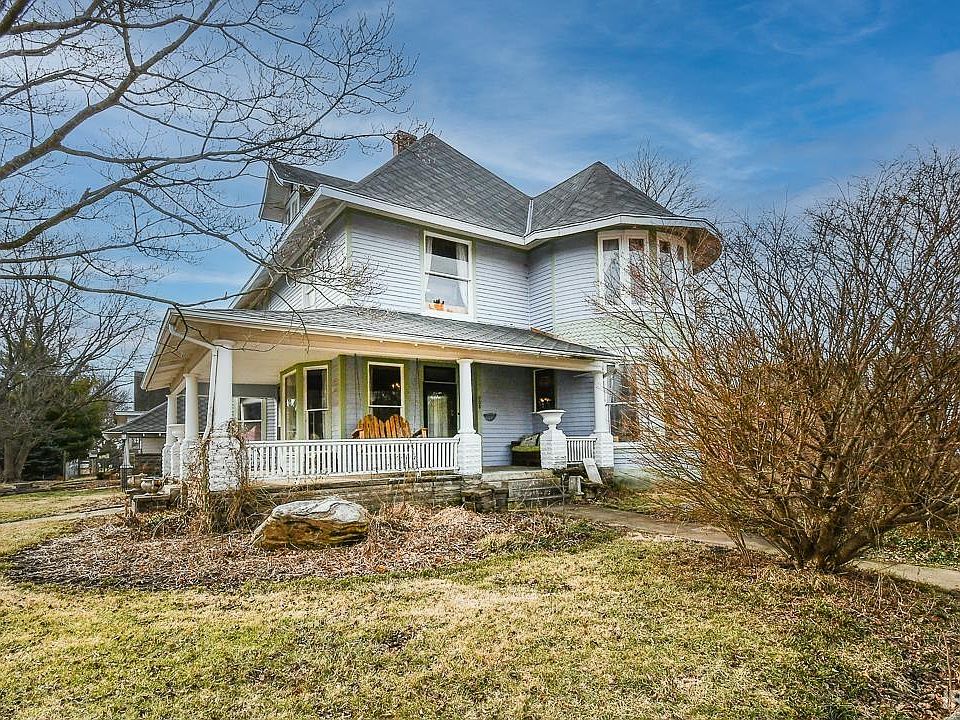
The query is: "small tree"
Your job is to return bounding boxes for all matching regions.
[604,147,960,572]
[0,262,145,483]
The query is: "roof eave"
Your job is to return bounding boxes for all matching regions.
[175,308,614,361]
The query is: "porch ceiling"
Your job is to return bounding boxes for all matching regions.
[143,307,610,391]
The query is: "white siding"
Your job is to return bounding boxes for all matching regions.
[556,370,594,436]
[477,364,535,467]
[553,233,598,327]
[350,213,422,312]
[528,244,554,331]
[474,242,529,327]
[259,215,350,311]
[263,276,304,311]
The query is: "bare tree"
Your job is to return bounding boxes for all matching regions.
[602,147,960,572]
[0,0,411,305]
[0,258,147,482]
[618,140,714,216]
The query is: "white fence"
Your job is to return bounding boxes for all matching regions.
[566,436,597,462]
[245,437,460,480]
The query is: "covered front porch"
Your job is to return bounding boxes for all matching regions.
[143,307,616,490]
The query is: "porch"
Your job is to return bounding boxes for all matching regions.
[143,307,616,490]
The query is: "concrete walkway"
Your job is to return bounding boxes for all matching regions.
[548,504,960,593]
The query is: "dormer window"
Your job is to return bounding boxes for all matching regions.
[423,233,472,316]
[599,229,688,304]
[285,188,302,224]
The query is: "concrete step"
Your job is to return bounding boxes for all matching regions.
[481,468,555,482]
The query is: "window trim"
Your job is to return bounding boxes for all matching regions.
[303,365,329,440]
[367,361,405,420]
[280,369,298,440]
[236,397,267,440]
[421,231,475,320]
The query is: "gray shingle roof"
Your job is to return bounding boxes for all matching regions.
[272,160,355,191]
[185,306,613,359]
[271,136,697,236]
[530,162,674,231]
[349,134,531,235]
[104,397,211,436]
[104,403,166,436]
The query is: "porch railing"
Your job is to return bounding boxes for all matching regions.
[245,437,460,480]
[566,436,597,462]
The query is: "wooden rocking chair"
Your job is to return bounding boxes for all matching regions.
[352,414,427,439]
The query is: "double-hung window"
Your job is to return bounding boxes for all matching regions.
[368,363,404,421]
[423,234,471,315]
[305,367,328,440]
[237,398,266,441]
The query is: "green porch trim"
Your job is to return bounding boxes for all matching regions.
[276,359,334,440]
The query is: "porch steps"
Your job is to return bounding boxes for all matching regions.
[481,469,567,508]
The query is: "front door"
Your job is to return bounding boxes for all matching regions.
[422,365,457,437]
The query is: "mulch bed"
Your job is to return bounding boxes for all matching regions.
[6,504,606,591]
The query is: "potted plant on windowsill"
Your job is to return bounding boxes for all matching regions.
[427,298,446,311]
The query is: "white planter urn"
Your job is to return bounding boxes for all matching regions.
[536,409,565,430]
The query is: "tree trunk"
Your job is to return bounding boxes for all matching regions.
[2,439,33,483]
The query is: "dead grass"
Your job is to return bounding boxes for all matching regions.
[0,487,122,523]
[1,511,959,719]
[6,504,609,590]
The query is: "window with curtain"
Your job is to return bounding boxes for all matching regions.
[368,363,403,421]
[424,235,471,315]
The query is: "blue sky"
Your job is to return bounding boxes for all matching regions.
[162,0,960,302]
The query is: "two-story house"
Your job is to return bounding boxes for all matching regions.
[141,132,720,493]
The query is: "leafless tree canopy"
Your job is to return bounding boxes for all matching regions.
[604,147,960,571]
[618,140,714,217]
[0,256,147,482]
[0,0,411,305]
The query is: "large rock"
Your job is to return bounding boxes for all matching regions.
[252,498,370,550]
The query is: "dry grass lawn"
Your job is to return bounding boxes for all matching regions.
[0,488,122,524]
[1,508,959,720]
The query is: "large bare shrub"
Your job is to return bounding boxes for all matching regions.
[604,148,960,571]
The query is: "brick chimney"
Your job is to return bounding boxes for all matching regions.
[391,130,417,156]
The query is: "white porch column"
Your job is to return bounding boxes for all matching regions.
[161,393,177,478]
[592,365,615,473]
[455,359,482,476]
[207,342,240,492]
[180,373,199,480]
[211,343,234,431]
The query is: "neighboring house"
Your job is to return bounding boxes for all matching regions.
[141,132,720,490]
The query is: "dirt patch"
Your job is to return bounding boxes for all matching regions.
[6,504,610,591]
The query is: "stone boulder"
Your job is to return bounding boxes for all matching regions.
[252,498,370,550]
